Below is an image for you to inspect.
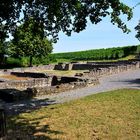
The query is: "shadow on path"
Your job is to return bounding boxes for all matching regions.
[110,78,140,89]
[4,97,57,116]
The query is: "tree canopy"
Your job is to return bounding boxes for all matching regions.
[0,0,133,41]
[0,25,8,64]
[10,18,53,66]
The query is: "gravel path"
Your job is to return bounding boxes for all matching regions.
[3,69,140,115]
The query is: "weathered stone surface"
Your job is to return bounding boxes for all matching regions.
[11,72,48,78]
[0,77,56,90]
[27,78,99,97]
[54,60,140,71]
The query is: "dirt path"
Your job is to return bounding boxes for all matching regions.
[4,69,140,115]
[43,69,140,103]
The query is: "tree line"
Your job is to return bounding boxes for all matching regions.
[52,45,140,61]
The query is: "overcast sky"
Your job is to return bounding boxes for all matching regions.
[53,0,140,53]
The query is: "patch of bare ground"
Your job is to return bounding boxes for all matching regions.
[0,75,29,80]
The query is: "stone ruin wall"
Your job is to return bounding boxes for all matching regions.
[0,69,99,101]
[0,77,53,90]
[0,60,140,92]
[0,76,99,102]
[0,60,139,74]
[81,63,139,78]
[54,60,140,71]
[28,78,99,97]
[0,60,140,101]
[0,64,55,76]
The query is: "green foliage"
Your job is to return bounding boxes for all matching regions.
[52,45,139,61]
[0,1,133,41]
[135,20,140,41]
[0,57,23,69]
[32,56,57,65]
[0,25,9,64]
[10,18,53,66]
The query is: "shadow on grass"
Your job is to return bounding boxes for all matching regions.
[7,114,64,140]
[1,91,64,139]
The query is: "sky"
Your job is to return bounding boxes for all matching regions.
[53,0,140,53]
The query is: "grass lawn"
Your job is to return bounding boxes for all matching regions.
[37,70,88,77]
[7,89,140,140]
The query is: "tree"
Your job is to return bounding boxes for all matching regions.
[135,20,140,41]
[11,18,53,66]
[0,25,8,64]
[0,0,133,42]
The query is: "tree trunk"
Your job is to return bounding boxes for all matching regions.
[0,108,6,138]
[29,56,33,67]
[0,54,4,65]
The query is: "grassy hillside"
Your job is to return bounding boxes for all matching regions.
[52,45,140,62]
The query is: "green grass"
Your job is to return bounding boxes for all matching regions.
[37,70,88,76]
[7,89,140,139]
[118,55,136,60]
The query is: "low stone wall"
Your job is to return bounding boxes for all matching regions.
[0,77,99,102]
[0,71,10,76]
[0,64,55,74]
[27,78,99,96]
[81,64,138,78]
[0,60,140,101]
[0,77,54,90]
[53,60,140,71]
[54,63,73,70]
[11,72,48,78]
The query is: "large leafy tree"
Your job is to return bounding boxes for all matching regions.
[0,0,133,41]
[0,25,8,64]
[11,18,53,66]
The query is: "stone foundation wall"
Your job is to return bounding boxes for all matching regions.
[0,64,55,74]
[81,64,138,78]
[0,78,99,102]
[54,63,73,70]
[53,60,140,71]
[0,77,54,90]
[0,60,139,73]
[11,72,48,78]
[0,60,140,101]
[27,78,99,96]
